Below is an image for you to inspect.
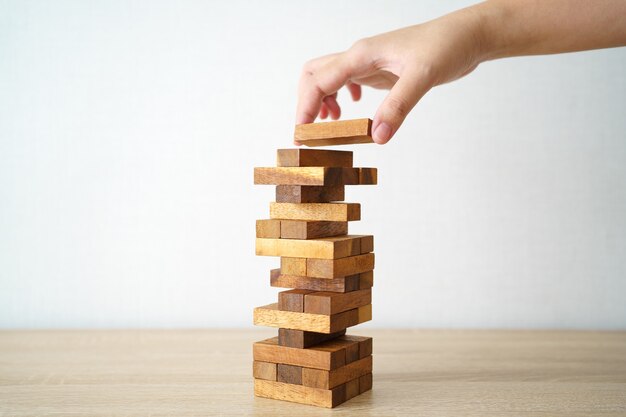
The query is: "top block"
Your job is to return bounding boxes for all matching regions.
[295,119,374,147]
[277,149,353,167]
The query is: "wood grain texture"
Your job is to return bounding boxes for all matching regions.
[304,289,372,315]
[270,269,362,293]
[278,289,312,312]
[253,361,277,381]
[256,219,281,238]
[302,356,373,390]
[341,335,373,359]
[278,329,346,349]
[253,304,372,333]
[275,185,345,203]
[253,336,351,370]
[358,168,377,185]
[277,364,302,385]
[277,149,353,167]
[279,220,348,240]
[295,119,373,147]
[256,235,370,259]
[279,258,307,277]
[255,167,346,186]
[306,253,375,278]
[270,202,360,222]
[2,329,626,415]
[254,379,347,408]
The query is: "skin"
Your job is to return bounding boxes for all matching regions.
[296,0,626,145]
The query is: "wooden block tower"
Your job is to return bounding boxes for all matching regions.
[253,118,377,408]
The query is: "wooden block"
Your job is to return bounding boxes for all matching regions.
[278,328,346,349]
[359,270,374,289]
[277,149,353,167]
[345,377,360,400]
[276,185,345,203]
[358,168,377,185]
[253,303,371,333]
[253,361,277,381]
[302,356,372,390]
[253,336,348,370]
[254,379,346,408]
[255,167,367,186]
[280,258,307,276]
[270,202,360,222]
[256,219,281,238]
[280,220,348,240]
[360,235,374,253]
[341,335,373,359]
[358,304,372,323]
[306,253,375,278]
[277,364,302,385]
[345,341,360,364]
[304,289,372,315]
[359,373,373,393]
[278,289,313,312]
[256,235,368,259]
[271,269,361,293]
[294,118,373,147]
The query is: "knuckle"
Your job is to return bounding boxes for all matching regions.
[385,96,410,118]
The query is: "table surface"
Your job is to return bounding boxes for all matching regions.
[1,329,625,416]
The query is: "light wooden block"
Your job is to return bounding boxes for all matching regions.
[270,269,363,293]
[256,219,281,238]
[294,118,373,147]
[302,355,372,390]
[253,336,351,370]
[275,185,345,203]
[270,202,360,222]
[253,361,277,381]
[280,258,307,276]
[277,149,353,167]
[255,167,369,186]
[304,289,372,315]
[278,328,346,349]
[254,379,346,408]
[256,235,370,259]
[253,303,371,333]
[280,220,347,240]
[306,253,375,278]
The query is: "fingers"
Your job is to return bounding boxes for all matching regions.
[346,81,362,101]
[296,53,355,125]
[323,94,341,120]
[372,69,432,144]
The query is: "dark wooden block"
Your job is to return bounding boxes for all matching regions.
[278,328,346,349]
[277,363,302,385]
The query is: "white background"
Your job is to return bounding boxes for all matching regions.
[1,0,625,329]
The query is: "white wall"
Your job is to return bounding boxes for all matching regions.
[1,0,625,329]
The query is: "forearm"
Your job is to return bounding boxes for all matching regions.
[473,0,626,60]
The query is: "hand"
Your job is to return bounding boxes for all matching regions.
[296,7,485,144]
[295,0,626,145]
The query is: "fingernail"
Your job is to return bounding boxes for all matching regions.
[373,122,392,144]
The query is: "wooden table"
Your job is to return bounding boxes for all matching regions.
[1,329,625,416]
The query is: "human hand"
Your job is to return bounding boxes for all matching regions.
[296,7,486,144]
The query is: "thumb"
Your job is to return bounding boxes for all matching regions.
[372,72,431,144]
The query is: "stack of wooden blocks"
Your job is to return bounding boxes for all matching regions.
[252,119,377,408]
